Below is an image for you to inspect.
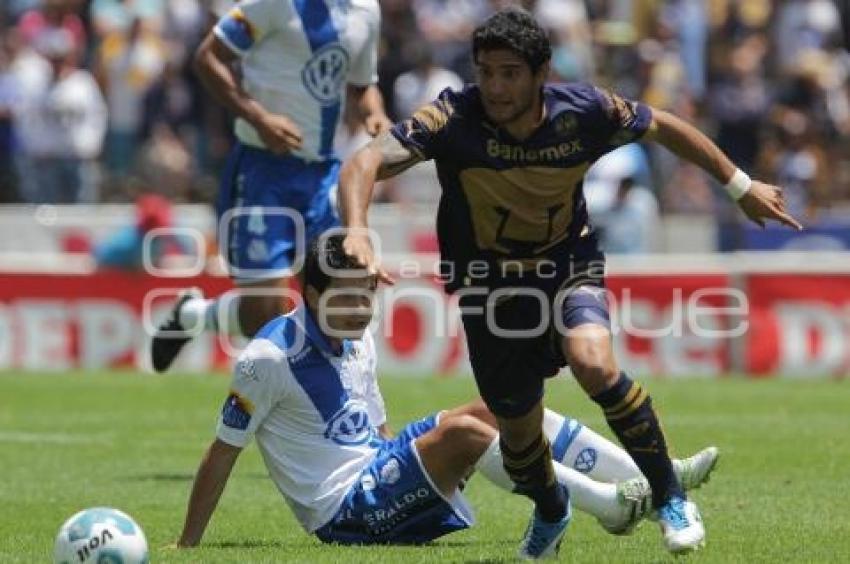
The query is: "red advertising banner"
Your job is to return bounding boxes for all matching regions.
[0,271,233,372]
[745,275,850,376]
[605,274,733,377]
[0,270,848,377]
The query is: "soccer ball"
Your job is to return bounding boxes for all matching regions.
[53,507,148,564]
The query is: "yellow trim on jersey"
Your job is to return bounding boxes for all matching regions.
[228,7,256,41]
[412,101,454,134]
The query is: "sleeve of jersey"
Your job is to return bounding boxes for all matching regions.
[216,355,282,447]
[389,87,459,160]
[590,86,653,152]
[347,7,379,86]
[213,0,276,56]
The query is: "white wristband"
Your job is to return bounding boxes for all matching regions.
[724,169,752,200]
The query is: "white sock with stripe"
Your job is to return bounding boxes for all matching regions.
[179,296,243,336]
[544,409,641,483]
[475,437,621,522]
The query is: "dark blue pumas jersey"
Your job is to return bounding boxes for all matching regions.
[390,82,652,293]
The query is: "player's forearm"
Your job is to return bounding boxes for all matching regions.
[647,108,737,184]
[193,35,267,129]
[339,146,382,229]
[178,440,240,547]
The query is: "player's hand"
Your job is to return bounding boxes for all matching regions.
[364,113,393,137]
[342,232,395,285]
[255,112,304,154]
[738,181,803,231]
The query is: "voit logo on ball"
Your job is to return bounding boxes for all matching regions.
[54,507,148,564]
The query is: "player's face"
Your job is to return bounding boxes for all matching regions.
[475,49,545,126]
[317,275,378,339]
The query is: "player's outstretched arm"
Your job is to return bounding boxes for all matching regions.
[177,439,242,547]
[339,132,423,283]
[644,108,802,230]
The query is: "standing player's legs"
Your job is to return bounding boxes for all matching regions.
[559,286,705,552]
[544,405,718,490]
[449,401,647,533]
[461,296,571,558]
[450,400,717,534]
[453,399,718,487]
[150,145,340,372]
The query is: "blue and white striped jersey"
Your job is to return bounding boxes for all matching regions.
[214,0,380,161]
[216,307,385,532]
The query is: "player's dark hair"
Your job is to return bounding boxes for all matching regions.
[303,234,362,294]
[472,7,551,73]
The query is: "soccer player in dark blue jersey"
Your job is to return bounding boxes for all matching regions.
[337,8,801,558]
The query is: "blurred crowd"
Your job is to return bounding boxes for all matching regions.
[1,0,849,241]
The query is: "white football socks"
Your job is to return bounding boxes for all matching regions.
[178,296,243,336]
[543,409,641,482]
[475,437,622,523]
[177,297,214,332]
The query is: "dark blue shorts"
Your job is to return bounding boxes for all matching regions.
[216,143,340,282]
[461,246,610,419]
[314,414,474,545]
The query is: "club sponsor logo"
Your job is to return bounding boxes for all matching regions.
[361,487,432,534]
[486,138,583,163]
[324,399,372,445]
[302,44,350,106]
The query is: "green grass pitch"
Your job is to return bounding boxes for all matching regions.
[1,372,849,562]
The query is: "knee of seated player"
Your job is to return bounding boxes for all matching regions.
[437,414,495,464]
[562,331,619,395]
[442,398,496,429]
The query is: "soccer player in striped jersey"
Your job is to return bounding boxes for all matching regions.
[176,235,719,551]
[151,0,391,371]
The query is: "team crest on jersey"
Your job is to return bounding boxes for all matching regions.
[379,458,401,485]
[324,399,372,445]
[302,44,350,106]
[554,113,578,136]
[574,447,598,473]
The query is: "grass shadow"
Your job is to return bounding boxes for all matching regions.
[125,472,194,482]
[125,472,268,482]
[204,539,294,550]
[437,539,516,549]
